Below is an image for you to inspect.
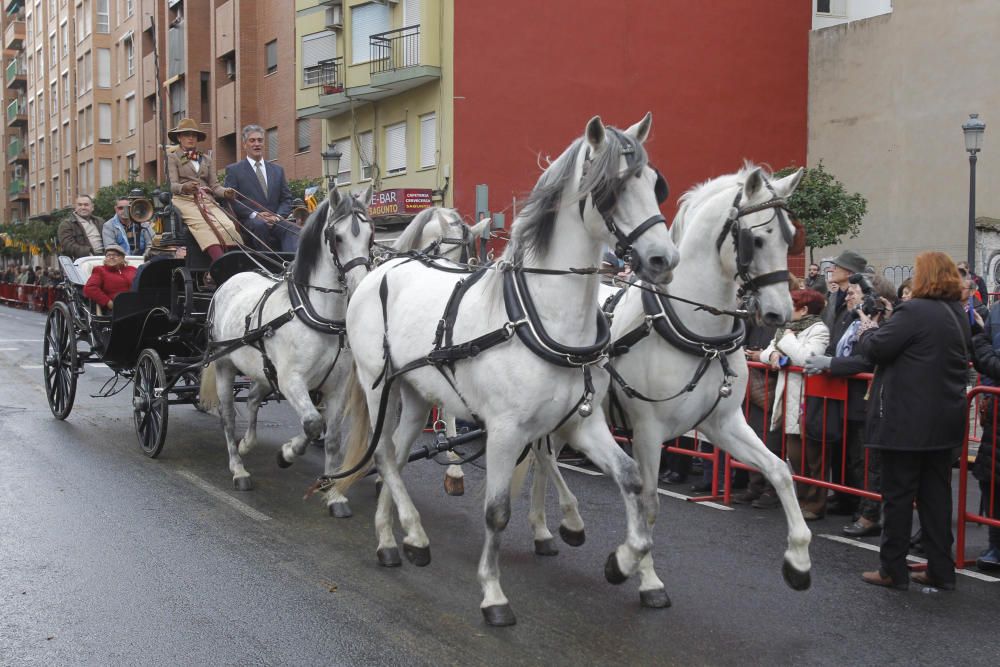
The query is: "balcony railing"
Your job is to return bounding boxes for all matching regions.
[303,57,343,90]
[370,25,420,75]
[7,137,23,159]
[8,178,26,196]
[5,57,26,85]
[6,98,25,123]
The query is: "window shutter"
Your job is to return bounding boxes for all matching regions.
[385,122,406,174]
[97,48,110,88]
[403,0,420,26]
[351,2,390,64]
[296,119,311,152]
[334,137,352,179]
[266,127,278,161]
[99,158,113,187]
[419,113,435,168]
[98,103,111,143]
[302,31,336,68]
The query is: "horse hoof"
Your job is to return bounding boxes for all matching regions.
[276,449,292,469]
[604,551,628,585]
[481,604,516,627]
[559,525,586,547]
[233,476,254,492]
[328,502,352,519]
[640,588,672,608]
[444,475,465,496]
[403,544,431,567]
[534,538,559,557]
[376,548,402,568]
[782,560,812,591]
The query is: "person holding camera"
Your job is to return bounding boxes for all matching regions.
[853,251,968,590]
[102,197,153,257]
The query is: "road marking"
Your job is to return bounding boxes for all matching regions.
[175,470,272,522]
[0,339,41,342]
[0,347,20,351]
[556,462,732,511]
[557,462,602,477]
[19,364,42,369]
[818,534,999,583]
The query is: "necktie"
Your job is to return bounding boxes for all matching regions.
[255,161,267,193]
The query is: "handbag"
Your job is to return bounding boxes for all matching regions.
[747,366,777,410]
[804,395,843,443]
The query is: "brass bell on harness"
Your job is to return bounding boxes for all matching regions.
[578,394,594,418]
[719,381,733,398]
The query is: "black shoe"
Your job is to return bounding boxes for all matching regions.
[690,481,713,493]
[842,519,882,537]
[752,493,781,509]
[732,489,762,504]
[659,471,686,485]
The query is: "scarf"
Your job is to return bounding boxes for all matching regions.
[183,149,200,162]
[836,319,862,357]
[785,314,821,333]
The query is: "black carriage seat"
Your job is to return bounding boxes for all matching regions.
[133,258,185,309]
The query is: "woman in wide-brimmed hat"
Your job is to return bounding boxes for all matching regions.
[166,117,242,261]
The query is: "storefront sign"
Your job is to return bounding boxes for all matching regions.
[369,189,434,217]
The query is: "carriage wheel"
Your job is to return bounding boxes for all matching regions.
[43,302,79,420]
[133,348,169,458]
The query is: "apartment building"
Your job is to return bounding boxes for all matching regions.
[2,0,29,226]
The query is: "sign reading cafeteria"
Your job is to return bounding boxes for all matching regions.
[369,189,434,217]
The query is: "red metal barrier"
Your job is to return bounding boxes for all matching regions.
[957,386,1000,569]
[0,283,58,312]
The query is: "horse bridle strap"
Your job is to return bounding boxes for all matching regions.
[286,280,348,337]
[714,188,792,293]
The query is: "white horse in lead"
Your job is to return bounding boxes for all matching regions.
[528,164,813,607]
[336,114,678,626]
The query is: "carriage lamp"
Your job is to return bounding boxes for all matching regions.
[322,142,343,192]
[962,114,986,274]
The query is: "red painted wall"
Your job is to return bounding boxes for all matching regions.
[453,1,810,273]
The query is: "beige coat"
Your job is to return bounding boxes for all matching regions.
[166,148,242,249]
[760,321,830,435]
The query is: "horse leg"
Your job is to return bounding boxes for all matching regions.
[558,414,653,587]
[216,361,253,491]
[478,424,521,626]
[630,419,671,608]
[536,440,586,548]
[237,381,268,457]
[443,413,465,496]
[388,385,433,565]
[321,385,352,518]
[699,412,812,591]
[276,373,325,468]
[526,444,557,556]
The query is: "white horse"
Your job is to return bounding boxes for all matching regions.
[335,113,679,626]
[388,207,492,496]
[528,164,812,608]
[201,187,374,510]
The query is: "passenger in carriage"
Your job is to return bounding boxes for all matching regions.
[83,245,137,312]
[165,118,242,262]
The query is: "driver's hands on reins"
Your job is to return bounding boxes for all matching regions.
[223,188,236,200]
[180,182,199,195]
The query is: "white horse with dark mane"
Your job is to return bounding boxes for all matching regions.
[201,188,373,512]
[527,164,813,607]
[334,114,678,626]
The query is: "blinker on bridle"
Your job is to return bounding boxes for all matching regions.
[324,205,374,287]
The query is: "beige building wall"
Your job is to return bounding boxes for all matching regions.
[809,1,1000,282]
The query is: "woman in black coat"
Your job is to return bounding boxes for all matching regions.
[854,251,969,590]
[968,315,1000,570]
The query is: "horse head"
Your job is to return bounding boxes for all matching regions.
[580,113,678,285]
[294,186,375,296]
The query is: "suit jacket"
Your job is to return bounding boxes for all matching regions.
[167,148,226,199]
[223,159,293,223]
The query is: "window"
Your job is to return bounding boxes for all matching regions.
[419,113,435,168]
[333,137,351,183]
[38,138,45,168]
[52,129,58,161]
[97,48,110,87]
[49,32,56,63]
[77,51,92,93]
[167,25,184,78]
[265,40,277,74]
[385,122,406,175]
[63,120,70,155]
[817,0,830,12]
[96,0,109,32]
[65,169,71,203]
[125,94,135,135]
[266,126,278,160]
[301,31,336,85]
[169,80,185,126]
[351,2,390,64]
[99,158,112,187]
[124,37,134,77]
[358,130,373,181]
[78,0,92,42]
[296,119,310,153]
[98,103,111,143]
[61,21,68,58]
[53,176,59,208]
[50,81,57,115]
[40,183,46,211]
[126,152,135,178]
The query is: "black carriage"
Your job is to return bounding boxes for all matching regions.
[42,191,293,457]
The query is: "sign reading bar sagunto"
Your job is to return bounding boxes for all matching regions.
[369,189,434,217]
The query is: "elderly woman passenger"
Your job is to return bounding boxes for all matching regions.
[83,245,136,311]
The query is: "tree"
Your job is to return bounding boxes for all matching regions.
[93,175,160,221]
[288,177,325,203]
[775,162,867,263]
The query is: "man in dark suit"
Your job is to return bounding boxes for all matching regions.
[224,124,297,252]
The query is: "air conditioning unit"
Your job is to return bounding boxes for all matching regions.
[326,5,343,29]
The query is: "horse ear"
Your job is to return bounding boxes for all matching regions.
[586,116,606,152]
[436,210,451,236]
[328,186,341,207]
[772,167,805,198]
[743,167,765,200]
[624,112,653,144]
[358,185,374,208]
[470,217,492,238]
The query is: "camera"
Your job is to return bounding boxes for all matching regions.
[849,273,885,317]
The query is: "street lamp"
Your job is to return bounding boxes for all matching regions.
[962,113,986,274]
[321,142,343,194]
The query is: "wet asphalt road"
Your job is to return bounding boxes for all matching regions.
[1,305,997,666]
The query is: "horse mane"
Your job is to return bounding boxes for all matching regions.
[504,126,648,264]
[392,207,439,251]
[671,161,771,244]
[292,194,365,283]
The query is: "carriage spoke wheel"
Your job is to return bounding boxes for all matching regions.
[43,302,78,420]
[133,348,169,458]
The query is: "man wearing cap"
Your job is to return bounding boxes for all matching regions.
[83,245,137,311]
[57,194,104,259]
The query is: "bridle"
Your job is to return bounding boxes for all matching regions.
[323,205,375,290]
[420,217,476,264]
[578,130,670,262]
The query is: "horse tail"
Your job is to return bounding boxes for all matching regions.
[198,362,220,412]
[334,365,373,495]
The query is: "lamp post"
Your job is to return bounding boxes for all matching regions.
[321,142,343,194]
[962,113,986,274]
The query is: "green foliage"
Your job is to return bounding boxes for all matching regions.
[775,162,867,261]
[93,174,160,221]
[288,178,325,203]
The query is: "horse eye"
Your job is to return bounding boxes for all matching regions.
[754,237,764,249]
[335,234,344,245]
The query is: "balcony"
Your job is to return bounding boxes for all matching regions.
[5,58,26,90]
[302,57,343,92]
[4,19,24,51]
[8,178,27,201]
[7,136,26,163]
[5,98,26,126]
[4,0,24,15]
